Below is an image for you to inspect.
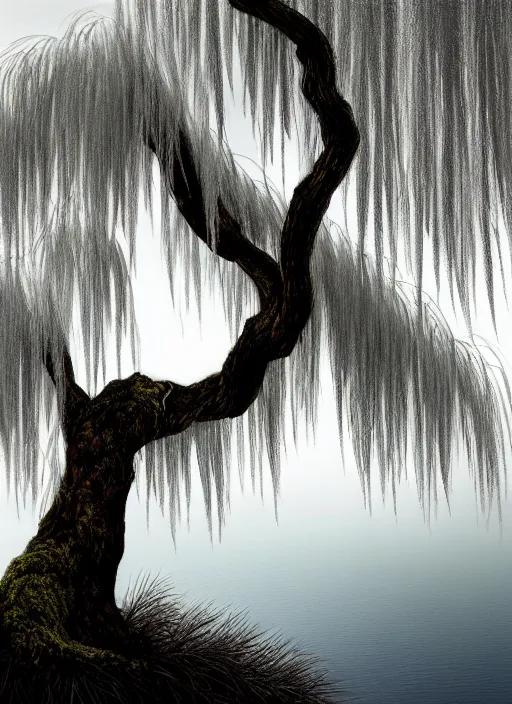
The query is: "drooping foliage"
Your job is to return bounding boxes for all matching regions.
[0,1,509,541]
[158,0,512,329]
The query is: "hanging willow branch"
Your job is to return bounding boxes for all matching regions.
[137,0,512,332]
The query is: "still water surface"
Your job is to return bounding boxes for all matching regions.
[116,402,512,704]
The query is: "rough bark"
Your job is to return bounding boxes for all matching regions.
[0,373,166,674]
[0,0,359,700]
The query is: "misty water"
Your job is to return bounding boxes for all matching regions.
[1,406,510,704]
[111,385,512,704]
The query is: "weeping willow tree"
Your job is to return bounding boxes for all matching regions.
[0,0,510,702]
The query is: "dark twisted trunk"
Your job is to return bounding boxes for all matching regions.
[0,0,359,700]
[29,453,134,651]
[0,374,163,675]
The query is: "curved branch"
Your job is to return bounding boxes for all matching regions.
[147,0,359,435]
[230,0,360,356]
[44,346,90,441]
[148,129,282,310]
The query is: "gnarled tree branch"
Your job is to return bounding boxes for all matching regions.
[44,346,90,442]
[147,129,283,310]
[146,0,359,436]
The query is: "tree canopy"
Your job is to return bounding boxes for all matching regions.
[0,0,509,542]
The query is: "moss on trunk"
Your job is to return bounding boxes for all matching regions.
[0,374,163,677]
